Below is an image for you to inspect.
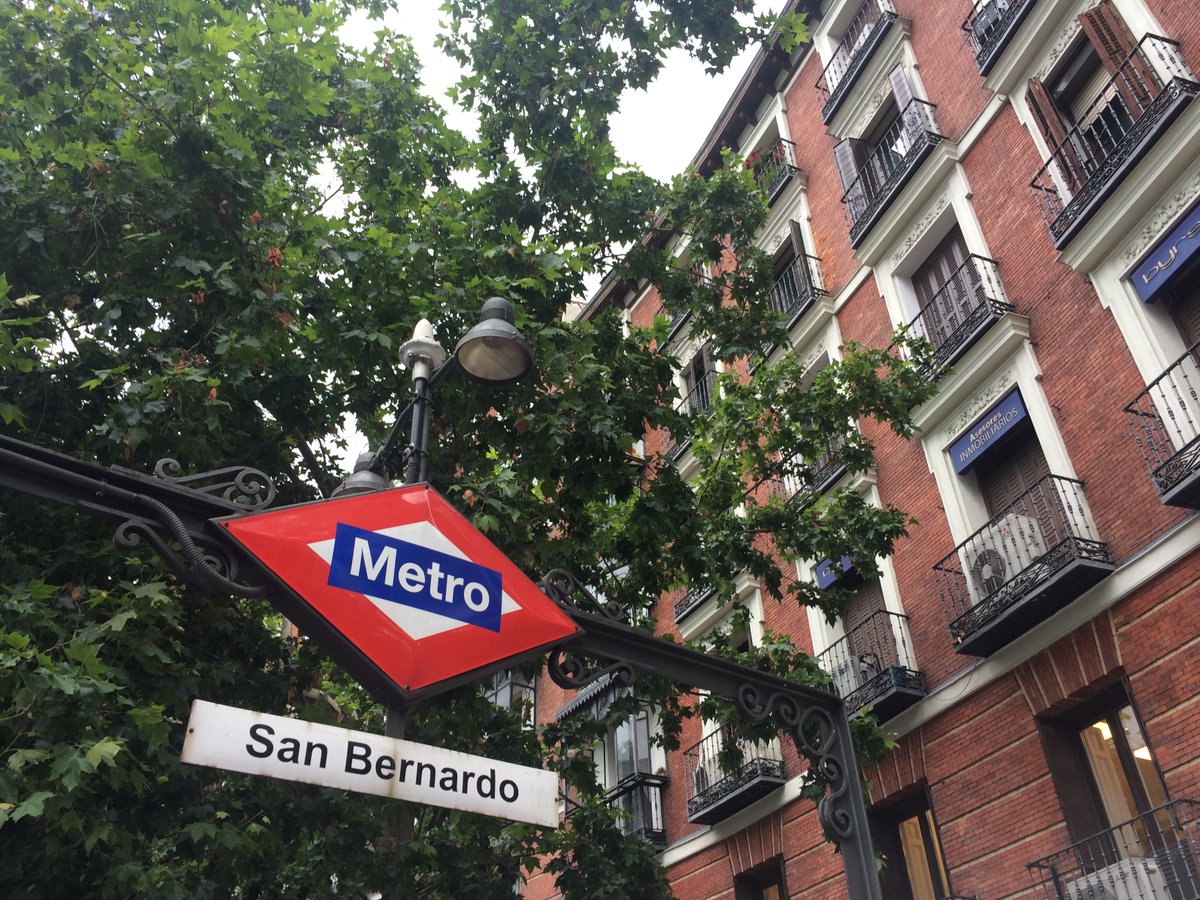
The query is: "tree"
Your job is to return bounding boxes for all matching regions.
[0,0,935,896]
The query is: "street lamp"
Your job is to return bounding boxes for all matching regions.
[334,295,535,493]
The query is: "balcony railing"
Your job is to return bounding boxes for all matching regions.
[749,138,799,204]
[962,0,1038,76]
[769,252,827,326]
[684,723,786,825]
[815,0,898,123]
[904,254,1015,379]
[660,368,717,461]
[843,99,942,248]
[1030,34,1199,248]
[674,585,714,623]
[606,773,668,849]
[1124,339,1200,508]
[816,610,925,721]
[934,475,1114,656]
[773,431,850,502]
[1027,799,1200,900]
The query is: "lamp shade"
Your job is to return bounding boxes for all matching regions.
[453,297,535,385]
[332,451,390,497]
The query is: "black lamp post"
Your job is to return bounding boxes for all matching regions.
[332,297,535,739]
[334,297,535,496]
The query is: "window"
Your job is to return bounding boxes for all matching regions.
[769,222,815,322]
[911,227,984,347]
[1039,682,1177,868]
[734,858,788,900]
[485,670,536,727]
[833,63,938,240]
[973,424,1051,518]
[870,788,952,900]
[593,708,668,846]
[681,345,716,415]
[1026,1,1157,192]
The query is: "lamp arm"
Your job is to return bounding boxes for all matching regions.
[371,355,461,477]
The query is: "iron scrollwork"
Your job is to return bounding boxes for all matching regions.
[151,458,277,510]
[538,568,624,621]
[112,492,266,598]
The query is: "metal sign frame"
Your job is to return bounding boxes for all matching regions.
[0,434,883,898]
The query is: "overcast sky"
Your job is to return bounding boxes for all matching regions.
[342,2,783,182]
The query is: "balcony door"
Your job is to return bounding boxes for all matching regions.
[841,578,889,695]
[912,227,982,349]
[967,427,1054,599]
[1025,1,1156,192]
[1039,685,1196,887]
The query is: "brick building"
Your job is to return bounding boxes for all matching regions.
[526,0,1200,897]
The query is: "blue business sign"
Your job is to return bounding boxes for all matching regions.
[1132,200,1200,303]
[815,555,854,590]
[949,389,1028,474]
[327,523,504,632]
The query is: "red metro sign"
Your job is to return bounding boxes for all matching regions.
[219,485,580,696]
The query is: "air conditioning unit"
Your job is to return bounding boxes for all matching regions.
[960,513,1048,603]
[1063,857,1167,900]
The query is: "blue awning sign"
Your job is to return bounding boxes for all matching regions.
[949,389,1028,474]
[1132,201,1200,303]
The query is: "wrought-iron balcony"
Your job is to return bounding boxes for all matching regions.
[1125,340,1200,508]
[843,99,942,248]
[772,432,850,502]
[769,252,827,327]
[605,772,669,849]
[684,723,786,825]
[934,475,1114,656]
[749,138,799,205]
[660,368,717,461]
[1030,34,1200,249]
[816,610,925,721]
[815,0,899,124]
[674,585,714,623]
[962,0,1037,76]
[1027,799,1200,900]
[904,254,1015,379]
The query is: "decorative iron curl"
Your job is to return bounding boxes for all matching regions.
[113,492,267,597]
[151,459,277,510]
[788,705,854,842]
[547,648,634,694]
[538,568,623,621]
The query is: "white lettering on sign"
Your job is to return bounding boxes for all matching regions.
[181,700,559,827]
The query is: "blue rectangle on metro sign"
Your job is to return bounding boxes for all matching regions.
[949,389,1028,474]
[327,523,503,632]
[815,555,854,590]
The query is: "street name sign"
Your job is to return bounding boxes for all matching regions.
[218,484,580,697]
[182,700,560,827]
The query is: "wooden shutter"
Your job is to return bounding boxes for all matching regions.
[833,138,867,191]
[1079,0,1157,108]
[1027,76,1084,192]
[845,578,889,683]
[834,138,870,220]
[914,228,977,344]
[979,430,1051,516]
[1167,279,1200,347]
[888,63,915,115]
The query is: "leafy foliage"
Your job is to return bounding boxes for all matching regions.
[0,0,935,895]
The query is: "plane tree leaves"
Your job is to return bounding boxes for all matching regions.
[0,0,932,895]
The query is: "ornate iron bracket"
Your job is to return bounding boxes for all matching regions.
[539,571,881,899]
[0,434,882,897]
[0,435,268,597]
